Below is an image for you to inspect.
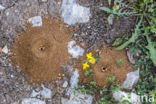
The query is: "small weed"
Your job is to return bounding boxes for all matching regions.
[100,0,156,103]
[115,58,124,68]
[77,83,99,95]
[99,76,120,104]
[84,69,94,78]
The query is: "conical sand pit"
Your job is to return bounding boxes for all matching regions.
[80,46,134,87]
[12,17,71,83]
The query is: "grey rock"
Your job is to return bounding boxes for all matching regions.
[61,0,91,25]
[127,51,135,64]
[122,69,140,90]
[30,88,40,97]
[62,81,68,88]
[70,69,79,88]
[21,98,46,104]
[61,88,93,104]
[0,5,5,10]
[2,45,8,54]
[68,40,84,58]
[28,16,42,27]
[113,91,141,104]
[40,87,52,99]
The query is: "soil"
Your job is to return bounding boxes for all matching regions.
[79,45,134,87]
[12,17,72,83]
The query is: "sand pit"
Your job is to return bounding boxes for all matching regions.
[80,46,134,87]
[12,17,72,83]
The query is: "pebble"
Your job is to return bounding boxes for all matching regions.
[2,45,9,54]
[41,87,52,99]
[28,16,42,27]
[0,5,5,10]
[21,98,46,104]
[62,81,68,88]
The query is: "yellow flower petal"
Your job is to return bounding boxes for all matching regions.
[86,52,93,59]
[89,57,96,64]
[83,63,90,70]
[113,5,120,10]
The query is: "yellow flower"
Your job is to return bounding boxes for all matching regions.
[86,52,96,64]
[86,52,93,59]
[83,63,90,70]
[89,57,96,64]
[113,5,120,10]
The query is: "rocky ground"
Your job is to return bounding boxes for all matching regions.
[0,0,136,104]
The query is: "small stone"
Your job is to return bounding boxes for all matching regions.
[2,45,9,54]
[127,51,135,64]
[61,88,93,104]
[62,81,68,88]
[0,5,5,10]
[68,40,84,58]
[61,0,91,25]
[28,16,42,27]
[70,69,79,88]
[41,87,52,99]
[30,88,40,97]
[113,91,141,104]
[21,98,46,104]
[122,69,140,90]
[58,73,61,76]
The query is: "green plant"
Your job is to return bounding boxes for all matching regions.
[84,69,94,78]
[77,83,99,95]
[115,58,124,68]
[115,16,143,50]
[99,76,120,104]
[100,0,156,103]
[106,76,115,83]
[99,7,136,17]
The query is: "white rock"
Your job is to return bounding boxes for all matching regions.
[61,88,93,104]
[68,40,84,58]
[61,0,91,25]
[70,69,79,88]
[30,88,40,97]
[40,87,52,99]
[113,91,141,104]
[0,5,5,10]
[21,98,46,104]
[122,69,140,90]
[62,81,68,88]
[2,45,8,54]
[28,16,42,27]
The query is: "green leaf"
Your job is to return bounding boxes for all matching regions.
[107,14,114,25]
[112,35,126,46]
[90,81,96,86]
[99,7,113,14]
[145,34,156,65]
[106,76,115,83]
[116,16,143,50]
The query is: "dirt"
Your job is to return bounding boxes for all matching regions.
[80,45,134,87]
[12,17,72,83]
